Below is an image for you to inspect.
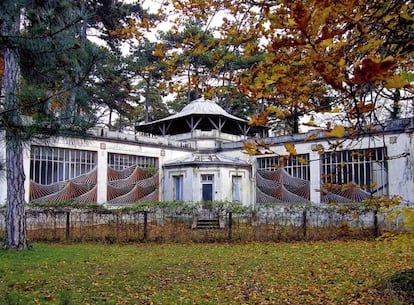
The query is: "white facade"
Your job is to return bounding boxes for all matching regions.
[162,154,253,205]
[1,99,414,207]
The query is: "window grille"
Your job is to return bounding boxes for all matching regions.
[256,154,310,181]
[201,174,214,182]
[108,153,158,170]
[321,147,388,195]
[30,146,97,185]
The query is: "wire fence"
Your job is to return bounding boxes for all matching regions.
[1,203,408,244]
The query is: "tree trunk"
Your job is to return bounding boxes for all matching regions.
[145,77,150,123]
[2,11,28,250]
[5,130,27,250]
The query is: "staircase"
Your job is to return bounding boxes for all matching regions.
[192,218,221,230]
[191,208,225,230]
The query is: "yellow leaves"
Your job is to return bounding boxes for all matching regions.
[243,141,261,155]
[318,38,334,49]
[297,157,307,165]
[284,143,297,156]
[353,102,375,114]
[157,81,167,91]
[382,14,394,23]
[364,195,402,210]
[331,106,341,113]
[153,44,165,58]
[243,138,274,155]
[248,111,268,127]
[168,0,413,135]
[351,212,360,220]
[304,132,321,142]
[109,15,158,41]
[325,125,345,138]
[401,207,414,230]
[244,41,260,55]
[287,18,297,27]
[313,59,345,90]
[267,105,287,119]
[384,74,410,89]
[311,143,325,154]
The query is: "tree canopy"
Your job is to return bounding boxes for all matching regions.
[163,0,413,134]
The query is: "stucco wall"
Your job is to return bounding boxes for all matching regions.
[220,130,414,205]
[163,165,252,205]
[386,132,414,201]
[1,128,413,207]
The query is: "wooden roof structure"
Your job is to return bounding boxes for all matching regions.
[135,97,267,137]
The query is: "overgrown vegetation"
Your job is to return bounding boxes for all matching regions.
[0,241,412,304]
[1,200,412,245]
[387,269,414,302]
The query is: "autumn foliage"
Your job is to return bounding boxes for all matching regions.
[161,0,413,130]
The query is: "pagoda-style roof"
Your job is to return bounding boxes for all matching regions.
[135,97,266,137]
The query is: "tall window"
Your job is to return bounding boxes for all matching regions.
[256,154,310,180]
[201,174,214,202]
[173,175,183,201]
[108,153,158,170]
[321,147,388,195]
[232,176,242,203]
[30,146,96,185]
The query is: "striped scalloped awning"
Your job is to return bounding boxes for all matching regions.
[321,183,371,203]
[256,169,310,204]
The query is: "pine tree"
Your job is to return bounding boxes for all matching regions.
[1,1,27,250]
[0,0,150,249]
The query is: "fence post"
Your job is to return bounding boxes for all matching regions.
[228,211,233,241]
[302,209,307,239]
[143,211,148,241]
[65,210,70,243]
[116,213,120,242]
[373,208,379,238]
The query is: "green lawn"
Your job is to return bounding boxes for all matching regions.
[0,240,413,305]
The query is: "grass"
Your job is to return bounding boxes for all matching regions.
[0,240,413,305]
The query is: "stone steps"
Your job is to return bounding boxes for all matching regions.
[192,218,221,230]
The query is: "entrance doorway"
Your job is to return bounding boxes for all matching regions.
[202,183,213,201]
[201,174,214,202]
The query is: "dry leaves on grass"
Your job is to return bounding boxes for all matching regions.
[0,240,413,304]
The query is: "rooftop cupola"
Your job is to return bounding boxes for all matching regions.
[135,97,267,138]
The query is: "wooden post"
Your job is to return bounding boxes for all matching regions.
[228,211,233,241]
[143,211,148,241]
[373,208,379,238]
[65,210,70,243]
[302,209,307,239]
[116,213,120,242]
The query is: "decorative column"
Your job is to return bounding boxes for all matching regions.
[23,144,31,204]
[97,143,108,204]
[309,148,321,204]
